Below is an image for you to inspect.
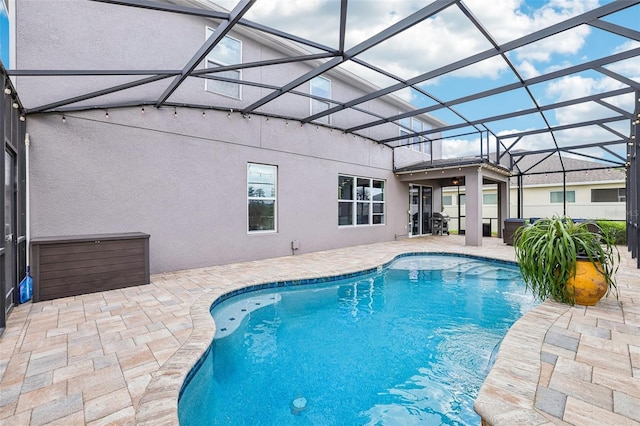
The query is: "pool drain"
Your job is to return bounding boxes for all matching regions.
[290,396,307,415]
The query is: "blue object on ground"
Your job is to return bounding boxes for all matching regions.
[19,266,33,304]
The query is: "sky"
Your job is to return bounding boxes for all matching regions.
[210,0,640,162]
[0,1,8,67]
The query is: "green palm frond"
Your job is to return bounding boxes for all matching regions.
[513,216,619,305]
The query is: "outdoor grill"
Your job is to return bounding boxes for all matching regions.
[432,212,450,236]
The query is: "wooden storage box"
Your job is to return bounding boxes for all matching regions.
[503,219,525,246]
[31,232,150,302]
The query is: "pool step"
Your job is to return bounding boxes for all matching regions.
[213,294,281,339]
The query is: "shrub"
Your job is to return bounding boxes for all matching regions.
[596,220,626,245]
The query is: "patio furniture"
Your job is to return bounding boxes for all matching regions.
[503,218,526,245]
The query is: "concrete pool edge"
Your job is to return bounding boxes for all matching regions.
[474,301,569,425]
[134,248,541,425]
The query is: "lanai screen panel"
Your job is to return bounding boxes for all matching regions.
[7,0,639,175]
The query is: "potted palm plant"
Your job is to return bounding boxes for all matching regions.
[513,216,619,305]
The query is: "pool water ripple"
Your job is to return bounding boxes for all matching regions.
[178,254,537,425]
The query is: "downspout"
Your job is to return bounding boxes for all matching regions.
[25,133,30,272]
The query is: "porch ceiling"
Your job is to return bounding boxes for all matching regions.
[7,0,640,176]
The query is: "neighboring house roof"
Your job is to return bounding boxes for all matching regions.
[512,153,626,186]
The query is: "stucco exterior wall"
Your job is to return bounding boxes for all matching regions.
[509,183,626,220]
[14,0,442,146]
[26,108,409,273]
[15,0,454,273]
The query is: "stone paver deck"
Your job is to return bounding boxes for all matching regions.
[0,236,638,425]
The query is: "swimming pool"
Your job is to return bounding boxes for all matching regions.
[178,254,537,425]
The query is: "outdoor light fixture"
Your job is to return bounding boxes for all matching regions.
[174,107,177,117]
[12,102,19,109]
[3,87,11,95]
[452,177,460,185]
[202,110,206,117]
[105,110,109,119]
[19,115,25,122]
[141,107,145,114]
[62,115,66,123]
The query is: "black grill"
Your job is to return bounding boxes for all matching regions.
[432,212,450,235]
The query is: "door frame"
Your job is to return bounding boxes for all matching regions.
[0,74,26,336]
[408,184,433,237]
[3,147,17,321]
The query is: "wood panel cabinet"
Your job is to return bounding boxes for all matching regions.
[31,233,150,302]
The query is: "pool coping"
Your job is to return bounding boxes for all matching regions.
[134,250,555,425]
[473,301,570,425]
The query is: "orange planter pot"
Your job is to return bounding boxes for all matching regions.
[565,259,608,306]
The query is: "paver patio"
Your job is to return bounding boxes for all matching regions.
[0,235,638,425]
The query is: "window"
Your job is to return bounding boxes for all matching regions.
[411,119,422,152]
[310,76,331,124]
[399,117,411,148]
[550,190,575,203]
[443,195,453,206]
[339,175,384,226]
[205,28,242,98]
[422,123,431,155]
[483,193,497,204]
[338,176,354,225]
[591,188,626,202]
[248,163,277,232]
[398,117,430,154]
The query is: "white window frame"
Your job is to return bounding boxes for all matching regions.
[550,190,575,203]
[421,122,431,155]
[338,174,385,227]
[205,27,242,99]
[310,76,331,124]
[398,117,411,149]
[398,116,431,155]
[247,163,277,233]
[411,118,422,152]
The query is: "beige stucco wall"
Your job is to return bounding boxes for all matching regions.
[442,180,626,233]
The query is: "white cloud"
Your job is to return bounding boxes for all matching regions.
[213,0,633,152]
[607,40,640,78]
[544,73,634,125]
[441,138,483,158]
[517,60,541,79]
[234,0,598,86]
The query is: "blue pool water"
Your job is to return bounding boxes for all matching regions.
[178,254,537,425]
